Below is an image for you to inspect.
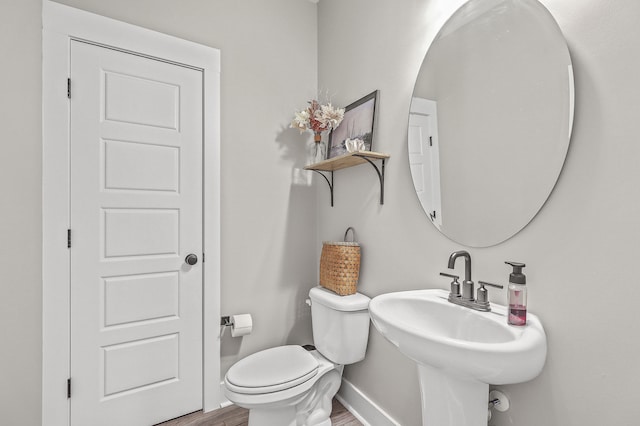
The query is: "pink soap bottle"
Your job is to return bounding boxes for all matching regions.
[506,261,527,326]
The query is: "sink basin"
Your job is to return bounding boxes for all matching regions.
[369,289,547,426]
[369,288,546,384]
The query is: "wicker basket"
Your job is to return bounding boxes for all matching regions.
[319,227,361,296]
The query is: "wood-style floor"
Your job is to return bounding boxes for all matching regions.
[156,398,363,426]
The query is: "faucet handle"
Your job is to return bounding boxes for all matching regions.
[440,272,459,280]
[478,281,504,290]
[476,281,504,310]
[440,272,461,299]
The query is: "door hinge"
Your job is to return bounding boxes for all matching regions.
[67,78,71,99]
[67,229,71,248]
[67,378,71,398]
[429,136,433,147]
[202,253,205,263]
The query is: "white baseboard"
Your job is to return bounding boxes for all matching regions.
[336,378,400,426]
[217,381,232,409]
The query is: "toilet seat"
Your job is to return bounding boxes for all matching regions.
[225,345,319,395]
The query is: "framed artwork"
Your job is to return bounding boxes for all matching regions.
[327,90,378,159]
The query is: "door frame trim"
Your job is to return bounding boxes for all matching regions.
[42,2,222,424]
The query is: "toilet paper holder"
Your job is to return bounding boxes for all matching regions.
[220,314,253,338]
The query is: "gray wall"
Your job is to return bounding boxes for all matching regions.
[1,0,318,423]
[318,0,640,425]
[0,1,42,425]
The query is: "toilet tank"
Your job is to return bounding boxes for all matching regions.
[309,286,371,365]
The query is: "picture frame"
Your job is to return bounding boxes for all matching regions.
[327,90,379,159]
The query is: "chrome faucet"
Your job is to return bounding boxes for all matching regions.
[448,250,474,302]
[441,250,503,312]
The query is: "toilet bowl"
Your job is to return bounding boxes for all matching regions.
[223,286,370,426]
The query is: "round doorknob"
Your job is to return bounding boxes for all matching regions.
[185,254,198,266]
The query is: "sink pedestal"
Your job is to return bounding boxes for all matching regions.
[417,364,488,426]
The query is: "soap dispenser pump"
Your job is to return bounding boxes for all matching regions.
[506,261,527,326]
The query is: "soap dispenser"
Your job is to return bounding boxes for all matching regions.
[506,261,527,326]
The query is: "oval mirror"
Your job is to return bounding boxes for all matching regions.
[408,0,574,247]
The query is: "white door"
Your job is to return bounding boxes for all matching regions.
[70,40,203,426]
[409,97,442,228]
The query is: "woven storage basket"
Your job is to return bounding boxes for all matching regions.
[319,227,361,296]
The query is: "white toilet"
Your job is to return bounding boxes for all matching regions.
[223,286,371,426]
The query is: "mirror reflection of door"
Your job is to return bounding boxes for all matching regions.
[409,97,442,228]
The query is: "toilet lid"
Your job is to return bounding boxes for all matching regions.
[225,345,319,395]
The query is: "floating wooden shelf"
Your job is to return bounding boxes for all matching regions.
[305,151,390,172]
[304,151,390,206]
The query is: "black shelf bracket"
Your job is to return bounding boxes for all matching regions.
[353,154,386,204]
[311,170,334,207]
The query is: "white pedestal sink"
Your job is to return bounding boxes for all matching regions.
[369,289,546,426]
